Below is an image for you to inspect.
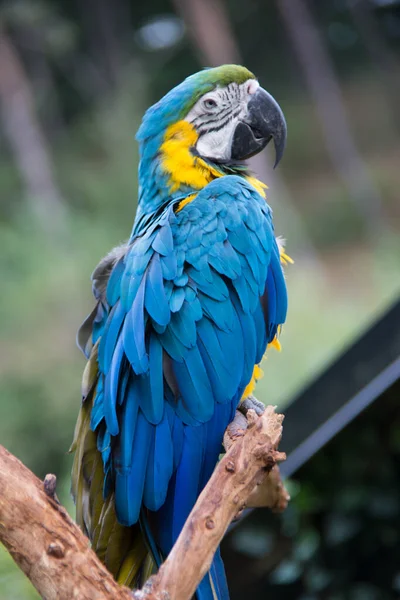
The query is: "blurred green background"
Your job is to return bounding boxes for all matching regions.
[0,0,399,597]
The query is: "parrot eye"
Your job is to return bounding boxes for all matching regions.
[203,97,218,110]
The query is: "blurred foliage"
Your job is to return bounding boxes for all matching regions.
[1,0,400,597]
[224,382,400,600]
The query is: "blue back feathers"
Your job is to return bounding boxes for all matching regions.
[82,177,286,547]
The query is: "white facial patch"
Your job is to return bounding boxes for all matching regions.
[185,79,259,161]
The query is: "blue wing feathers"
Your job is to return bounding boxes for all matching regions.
[197,317,238,400]
[122,277,148,374]
[245,248,260,281]
[173,346,215,423]
[84,175,287,597]
[264,269,277,338]
[227,224,251,254]
[116,373,139,472]
[97,427,111,468]
[261,242,288,342]
[105,258,125,306]
[98,301,125,373]
[169,303,197,349]
[145,254,170,327]
[149,334,164,417]
[252,302,268,364]
[232,274,251,314]
[159,327,187,362]
[117,365,129,406]
[170,287,186,313]
[208,241,241,279]
[103,336,124,435]
[137,336,164,424]
[129,244,153,274]
[199,402,235,490]
[143,407,174,511]
[271,243,288,328]
[157,425,207,553]
[173,273,189,287]
[213,316,244,393]
[231,295,257,390]
[197,337,228,405]
[115,410,154,526]
[160,251,178,280]
[188,267,229,301]
[120,272,141,312]
[184,296,203,323]
[90,387,104,431]
[199,294,235,331]
[152,223,174,256]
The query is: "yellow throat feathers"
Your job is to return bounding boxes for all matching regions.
[160,120,267,203]
[160,121,221,193]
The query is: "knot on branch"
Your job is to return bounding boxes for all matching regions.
[205,518,215,530]
[43,473,59,504]
[47,542,65,559]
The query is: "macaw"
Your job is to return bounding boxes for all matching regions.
[71,64,288,600]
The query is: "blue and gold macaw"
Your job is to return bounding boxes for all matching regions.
[71,65,288,600]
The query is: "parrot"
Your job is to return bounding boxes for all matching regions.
[71,64,288,600]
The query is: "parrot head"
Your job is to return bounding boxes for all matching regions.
[138,64,286,166]
[183,65,286,167]
[135,65,286,222]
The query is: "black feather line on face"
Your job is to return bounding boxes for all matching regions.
[192,104,232,128]
[198,107,242,135]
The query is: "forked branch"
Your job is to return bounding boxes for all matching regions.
[0,406,287,600]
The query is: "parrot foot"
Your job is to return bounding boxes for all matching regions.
[239,395,265,417]
[223,396,265,455]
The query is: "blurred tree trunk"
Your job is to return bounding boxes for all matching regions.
[12,23,65,137]
[171,0,241,65]
[79,0,130,89]
[277,0,384,235]
[348,0,400,132]
[172,0,323,267]
[0,27,66,234]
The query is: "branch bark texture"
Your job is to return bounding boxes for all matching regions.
[133,406,286,600]
[0,446,134,600]
[0,406,286,600]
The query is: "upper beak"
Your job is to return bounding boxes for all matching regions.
[231,87,287,167]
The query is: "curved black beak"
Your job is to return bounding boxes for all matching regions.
[231,87,287,167]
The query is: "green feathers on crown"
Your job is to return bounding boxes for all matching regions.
[181,64,256,113]
[196,65,255,87]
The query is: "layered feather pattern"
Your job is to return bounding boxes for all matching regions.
[72,174,288,598]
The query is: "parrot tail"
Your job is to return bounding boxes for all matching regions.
[195,547,230,600]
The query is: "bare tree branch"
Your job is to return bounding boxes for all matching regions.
[0,445,134,600]
[0,406,286,600]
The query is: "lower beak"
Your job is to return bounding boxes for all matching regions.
[231,87,287,167]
